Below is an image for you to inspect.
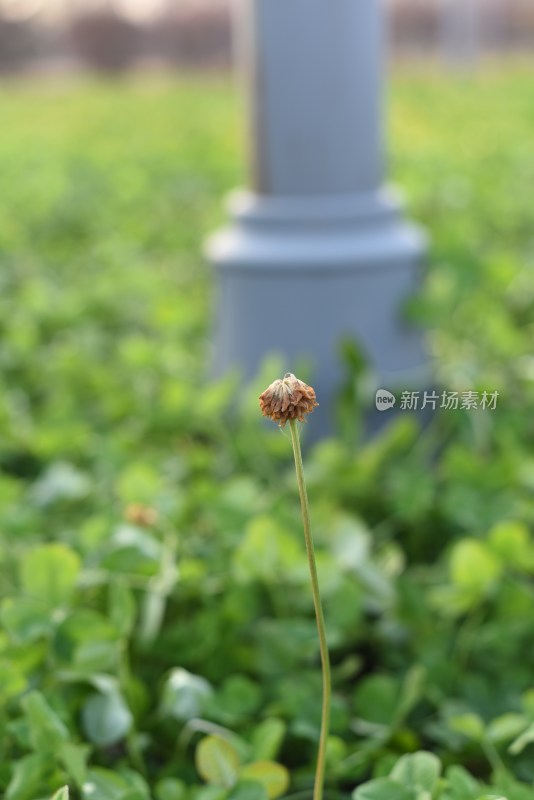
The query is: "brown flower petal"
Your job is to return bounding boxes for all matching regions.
[259,373,318,427]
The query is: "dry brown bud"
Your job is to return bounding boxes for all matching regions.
[125,503,159,527]
[259,372,318,427]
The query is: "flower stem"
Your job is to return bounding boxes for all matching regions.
[289,420,331,800]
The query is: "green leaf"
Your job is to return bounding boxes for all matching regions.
[161,668,213,721]
[22,690,69,754]
[444,765,480,799]
[450,539,502,598]
[228,781,268,800]
[233,516,301,583]
[82,690,133,747]
[206,675,262,720]
[353,674,399,726]
[390,751,441,794]
[32,462,90,506]
[104,525,161,574]
[20,543,81,608]
[56,609,119,672]
[325,735,348,768]
[82,768,146,799]
[59,742,90,788]
[256,619,319,675]
[155,778,188,800]
[448,713,485,742]
[488,521,533,569]
[490,769,534,800]
[509,721,534,755]
[475,796,507,800]
[116,463,163,505]
[353,778,416,800]
[195,735,241,788]
[521,688,534,715]
[193,789,227,800]
[1,597,53,643]
[108,583,136,638]
[51,789,70,800]
[74,639,119,672]
[251,719,286,761]
[396,666,426,723]
[0,658,28,700]
[486,713,528,745]
[5,753,46,800]
[239,762,289,799]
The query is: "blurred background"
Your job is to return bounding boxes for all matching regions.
[2,2,534,800]
[0,0,533,73]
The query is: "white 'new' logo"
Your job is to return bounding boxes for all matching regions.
[375,389,396,411]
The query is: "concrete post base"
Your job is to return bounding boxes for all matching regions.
[207,187,428,433]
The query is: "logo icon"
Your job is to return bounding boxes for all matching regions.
[375,388,396,411]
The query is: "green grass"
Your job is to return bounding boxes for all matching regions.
[1,70,534,800]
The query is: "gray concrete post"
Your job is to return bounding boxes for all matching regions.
[206,0,427,431]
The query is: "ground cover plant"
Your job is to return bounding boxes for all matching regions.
[1,68,534,799]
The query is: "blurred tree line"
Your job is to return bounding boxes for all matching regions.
[0,1,232,73]
[0,0,533,74]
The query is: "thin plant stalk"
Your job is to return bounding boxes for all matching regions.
[289,419,331,800]
[258,374,328,797]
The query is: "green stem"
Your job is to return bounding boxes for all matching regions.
[289,420,331,800]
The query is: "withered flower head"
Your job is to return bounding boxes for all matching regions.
[125,503,159,527]
[259,372,318,427]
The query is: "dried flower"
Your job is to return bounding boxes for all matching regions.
[261,373,329,800]
[125,503,159,527]
[259,372,318,427]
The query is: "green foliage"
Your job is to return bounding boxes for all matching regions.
[238,762,289,799]
[1,71,534,799]
[195,737,241,789]
[51,789,69,800]
[354,752,534,800]
[194,735,288,799]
